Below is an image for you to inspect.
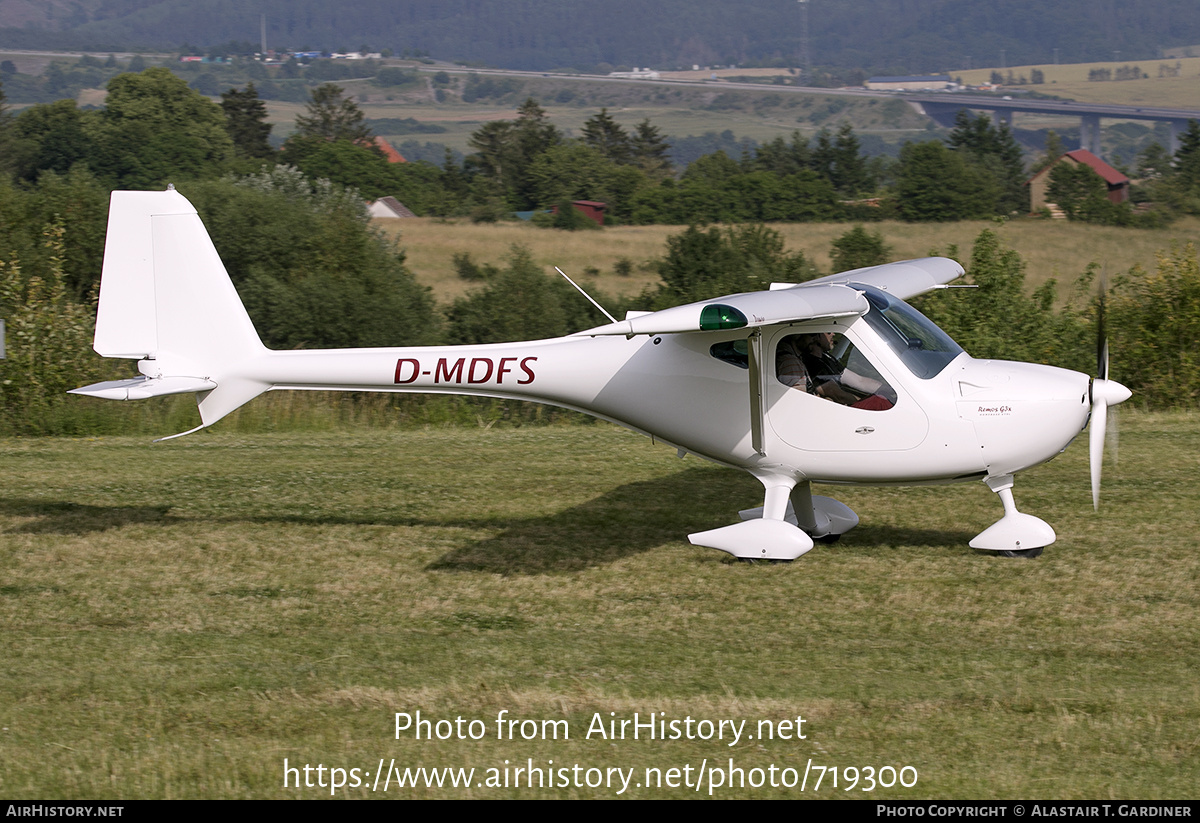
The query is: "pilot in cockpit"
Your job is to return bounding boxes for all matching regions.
[777,333,895,410]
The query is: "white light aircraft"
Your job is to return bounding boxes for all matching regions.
[73,189,1131,560]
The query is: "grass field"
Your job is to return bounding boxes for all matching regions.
[264,73,932,152]
[1,412,1198,798]
[383,216,1200,305]
[956,57,1200,109]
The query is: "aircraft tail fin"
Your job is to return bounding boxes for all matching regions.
[72,188,270,429]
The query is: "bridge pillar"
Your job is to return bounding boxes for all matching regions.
[1080,114,1102,156]
[918,101,964,129]
[1169,119,1188,156]
[993,109,1013,129]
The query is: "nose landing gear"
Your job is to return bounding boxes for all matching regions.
[970,474,1056,557]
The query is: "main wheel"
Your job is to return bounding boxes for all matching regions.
[999,547,1044,559]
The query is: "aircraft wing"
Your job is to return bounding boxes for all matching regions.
[784,257,964,301]
[576,257,962,338]
[576,282,869,337]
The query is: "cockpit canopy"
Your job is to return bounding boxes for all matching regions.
[853,284,962,379]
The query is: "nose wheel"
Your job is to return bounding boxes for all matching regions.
[970,475,1056,556]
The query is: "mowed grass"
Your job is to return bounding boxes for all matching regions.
[1,412,1198,798]
[386,216,1200,305]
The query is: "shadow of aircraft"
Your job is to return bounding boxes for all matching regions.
[0,471,975,573]
[0,498,174,535]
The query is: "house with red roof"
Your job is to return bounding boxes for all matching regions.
[371,137,407,163]
[368,196,417,219]
[1027,149,1130,213]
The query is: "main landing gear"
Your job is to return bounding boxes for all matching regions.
[688,476,859,562]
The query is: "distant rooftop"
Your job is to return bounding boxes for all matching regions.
[867,75,951,84]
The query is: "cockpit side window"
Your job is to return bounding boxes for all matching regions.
[709,339,749,369]
[776,332,897,411]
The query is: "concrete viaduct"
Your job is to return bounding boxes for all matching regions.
[910,94,1200,158]
[419,65,1200,160]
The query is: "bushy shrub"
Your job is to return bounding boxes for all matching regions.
[183,166,440,349]
[915,229,1091,372]
[645,224,818,309]
[0,225,121,434]
[445,246,610,343]
[830,225,892,272]
[1109,243,1200,406]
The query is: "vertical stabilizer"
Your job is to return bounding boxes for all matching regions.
[78,189,270,429]
[95,189,265,369]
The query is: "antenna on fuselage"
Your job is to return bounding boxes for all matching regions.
[554,266,617,324]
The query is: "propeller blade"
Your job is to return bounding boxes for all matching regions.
[1090,396,1108,511]
[1110,406,1120,468]
[1089,378,1132,510]
[1096,271,1108,380]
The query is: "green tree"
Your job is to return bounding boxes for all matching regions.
[630,118,672,178]
[1109,243,1200,406]
[628,166,837,225]
[220,83,274,159]
[1173,120,1200,194]
[88,67,234,189]
[445,246,605,343]
[893,141,998,221]
[1046,162,1132,225]
[0,166,109,301]
[294,83,374,144]
[749,132,811,177]
[1136,142,1173,179]
[527,142,645,220]
[0,224,116,434]
[182,167,439,349]
[830,225,892,272]
[1030,129,1065,175]
[581,108,632,164]
[947,111,1027,214]
[281,137,444,209]
[12,99,96,182]
[916,229,1089,370]
[465,98,561,210]
[648,224,816,308]
[0,79,15,180]
[810,123,870,196]
[508,98,562,209]
[681,150,742,187]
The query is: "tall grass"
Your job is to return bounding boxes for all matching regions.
[387,215,1200,305]
[57,392,596,437]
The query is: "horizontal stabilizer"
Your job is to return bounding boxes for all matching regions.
[70,375,217,401]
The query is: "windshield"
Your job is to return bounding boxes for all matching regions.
[852,284,963,379]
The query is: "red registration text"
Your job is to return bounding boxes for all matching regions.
[394,356,537,386]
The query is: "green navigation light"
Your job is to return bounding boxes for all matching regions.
[699,304,748,331]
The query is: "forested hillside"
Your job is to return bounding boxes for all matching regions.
[2,0,1199,75]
